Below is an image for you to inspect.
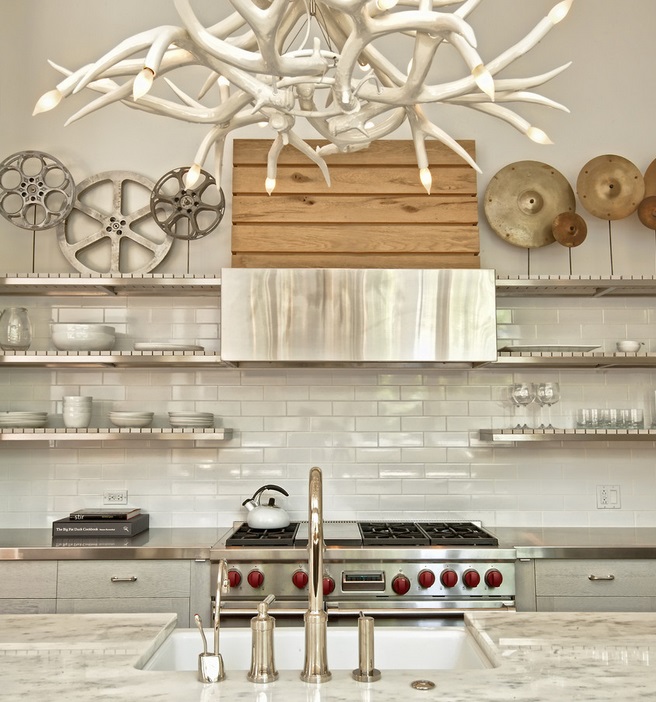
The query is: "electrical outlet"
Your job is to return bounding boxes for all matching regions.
[596,485,621,509]
[103,490,128,505]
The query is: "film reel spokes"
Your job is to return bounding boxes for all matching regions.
[150,167,225,240]
[0,151,75,230]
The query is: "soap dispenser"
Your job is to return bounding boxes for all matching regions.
[247,594,278,683]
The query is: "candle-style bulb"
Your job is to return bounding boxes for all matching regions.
[185,163,202,188]
[133,67,155,100]
[265,177,276,195]
[419,167,432,195]
[472,64,495,101]
[33,89,62,115]
[527,126,553,145]
[548,0,573,25]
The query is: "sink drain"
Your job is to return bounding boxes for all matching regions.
[411,680,436,690]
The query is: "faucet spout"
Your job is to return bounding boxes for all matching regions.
[300,466,331,683]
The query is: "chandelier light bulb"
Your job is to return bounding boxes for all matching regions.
[527,126,553,145]
[548,0,574,25]
[376,0,398,10]
[265,177,276,195]
[184,163,202,188]
[133,67,155,100]
[32,89,62,115]
[419,168,432,195]
[472,65,495,101]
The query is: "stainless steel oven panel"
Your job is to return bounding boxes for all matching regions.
[213,560,515,601]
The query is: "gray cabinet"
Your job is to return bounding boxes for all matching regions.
[0,561,57,614]
[54,559,210,626]
[532,559,656,612]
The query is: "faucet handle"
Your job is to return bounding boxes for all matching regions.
[248,594,279,683]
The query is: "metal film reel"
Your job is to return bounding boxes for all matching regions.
[0,150,75,230]
[150,167,225,240]
[56,171,172,274]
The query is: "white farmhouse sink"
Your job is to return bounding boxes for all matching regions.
[141,625,492,672]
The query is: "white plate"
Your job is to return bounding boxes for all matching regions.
[0,418,48,428]
[168,412,213,418]
[169,421,214,428]
[134,342,204,351]
[498,344,601,353]
[109,412,154,418]
[110,417,153,428]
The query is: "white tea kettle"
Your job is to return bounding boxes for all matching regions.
[241,484,290,529]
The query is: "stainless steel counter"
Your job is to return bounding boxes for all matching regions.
[0,528,227,560]
[2,526,656,560]
[493,526,656,558]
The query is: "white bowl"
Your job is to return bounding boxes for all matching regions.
[52,323,116,351]
[109,414,153,428]
[616,340,642,353]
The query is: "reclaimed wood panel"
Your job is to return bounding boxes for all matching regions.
[232,139,479,268]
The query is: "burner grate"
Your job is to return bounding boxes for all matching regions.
[419,522,498,546]
[359,521,430,546]
[225,522,299,547]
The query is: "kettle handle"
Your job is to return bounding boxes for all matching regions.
[243,484,289,507]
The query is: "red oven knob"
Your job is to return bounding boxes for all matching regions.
[418,570,436,589]
[485,569,503,588]
[440,569,458,588]
[247,569,265,589]
[227,569,242,588]
[323,576,336,596]
[292,570,309,589]
[463,569,481,588]
[392,574,411,595]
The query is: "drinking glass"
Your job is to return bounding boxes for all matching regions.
[509,383,535,429]
[535,382,560,429]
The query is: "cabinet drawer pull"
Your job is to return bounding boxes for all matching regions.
[588,574,615,581]
[110,576,138,583]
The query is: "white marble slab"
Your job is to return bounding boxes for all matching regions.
[2,611,656,701]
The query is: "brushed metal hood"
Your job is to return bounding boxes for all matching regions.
[220,268,497,366]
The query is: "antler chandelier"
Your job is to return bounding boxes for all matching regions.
[33,0,573,194]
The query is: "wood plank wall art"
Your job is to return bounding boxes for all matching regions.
[231,139,479,269]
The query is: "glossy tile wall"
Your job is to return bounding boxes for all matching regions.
[1,294,655,530]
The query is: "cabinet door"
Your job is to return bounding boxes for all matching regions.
[536,559,656,598]
[56,560,192,625]
[57,560,191,598]
[537,596,656,612]
[0,561,57,614]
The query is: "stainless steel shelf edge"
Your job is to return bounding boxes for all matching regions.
[0,428,233,442]
[489,353,656,369]
[0,352,233,368]
[480,429,656,442]
[0,274,221,296]
[496,275,656,297]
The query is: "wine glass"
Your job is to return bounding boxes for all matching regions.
[509,383,535,429]
[535,382,560,429]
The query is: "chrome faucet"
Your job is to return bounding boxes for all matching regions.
[300,466,331,683]
[198,559,228,683]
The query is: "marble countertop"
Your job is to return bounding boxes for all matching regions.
[2,611,656,701]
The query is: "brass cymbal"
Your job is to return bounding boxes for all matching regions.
[484,161,575,248]
[576,154,644,220]
[644,158,656,197]
[552,212,587,247]
[638,195,656,230]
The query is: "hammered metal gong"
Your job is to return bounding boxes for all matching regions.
[576,154,644,220]
[484,161,575,248]
[57,171,172,274]
[0,150,75,230]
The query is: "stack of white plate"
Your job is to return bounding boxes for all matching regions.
[0,411,48,428]
[168,411,214,428]
[109,411,154,428]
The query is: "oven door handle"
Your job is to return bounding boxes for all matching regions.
[326,605,515,616]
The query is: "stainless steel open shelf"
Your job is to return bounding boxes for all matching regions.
[480,428,656,442]
[496,275,656,297]
[491,352,656,369]
[0,428,233,442]
[0,273,222,296]
[0,351,232,368]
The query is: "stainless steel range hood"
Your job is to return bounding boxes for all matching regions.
[220,268,497,367]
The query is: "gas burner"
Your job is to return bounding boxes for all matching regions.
[359,522,429,546]
[226,522,298,547]
[420,522,499,547]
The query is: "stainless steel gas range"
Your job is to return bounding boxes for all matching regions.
[210,521,515,620]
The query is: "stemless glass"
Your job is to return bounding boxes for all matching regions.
[509,383,535,429]
[535,382,560,429]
